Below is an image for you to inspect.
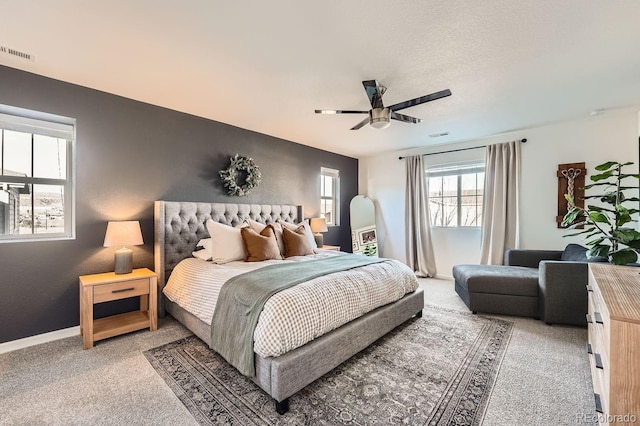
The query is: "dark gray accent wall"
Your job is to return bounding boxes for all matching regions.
[0,65,358,344]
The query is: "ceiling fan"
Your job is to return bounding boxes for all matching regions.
[316,80,451,130]
[315,80,451,130]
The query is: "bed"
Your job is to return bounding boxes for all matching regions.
[154,200,424,414]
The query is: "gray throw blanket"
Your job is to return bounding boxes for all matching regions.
[210,254,385,376]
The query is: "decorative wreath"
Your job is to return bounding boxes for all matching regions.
[219,154,261,196]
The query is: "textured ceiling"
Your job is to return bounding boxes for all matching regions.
[1,1,640,158]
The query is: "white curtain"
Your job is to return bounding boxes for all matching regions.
[405,155,437,277]
[480,141,521,265]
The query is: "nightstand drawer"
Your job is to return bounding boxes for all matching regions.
[93,278,149,303]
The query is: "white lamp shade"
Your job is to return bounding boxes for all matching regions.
[103,221,144,247]
[310,217,328,233]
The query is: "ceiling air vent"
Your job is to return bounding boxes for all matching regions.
[0,45,36,62]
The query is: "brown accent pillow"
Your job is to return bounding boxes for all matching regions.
[282,225,314,257]
[241,225,282,262]
[245,219,286,256]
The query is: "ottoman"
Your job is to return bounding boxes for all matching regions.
[452,264,540,318]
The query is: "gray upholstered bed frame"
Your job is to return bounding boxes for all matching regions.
[154,200,424,414]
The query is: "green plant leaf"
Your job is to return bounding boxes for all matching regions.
[587,245,610,258]
[563,227,595,237]
[617,214,633,227]
[625,240,640,249]
[588,211,610,224]
[563,226,599,238]
[566,221,590,230]
[586,237,605,246]
[620,174,640,179]
[613,228,640,244]
[583,182,614,189]
[585,238,608,248]
[615,205,633,227]
[610,249,638,265]
[586,205,615,213]
[590,170,615,182]
[594,161,619,171]
[623,197,640,202]
[561,209,581,227]
[600,193,618,205]
[586,230,602,239]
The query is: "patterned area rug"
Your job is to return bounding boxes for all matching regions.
[144,306,513,425]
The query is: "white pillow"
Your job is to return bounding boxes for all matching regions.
[205,219,246,264]
[246,219,286,256]
[279,219,318,252]
[197,237,212,249]
[192,249,211,261]
[192,238,213,260]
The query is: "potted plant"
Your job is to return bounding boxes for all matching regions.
[562,161,640,265]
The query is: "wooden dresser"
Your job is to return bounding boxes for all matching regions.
[587,264,640,425]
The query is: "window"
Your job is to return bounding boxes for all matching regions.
[0,108,75,242]
[428,164,484,227]
[320,167,339,226]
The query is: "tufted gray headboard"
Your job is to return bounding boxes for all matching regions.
[154,201,303,315]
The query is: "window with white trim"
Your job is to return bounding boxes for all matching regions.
[427,164,484,227]
[0,108,75,241]
[320,167,340,226]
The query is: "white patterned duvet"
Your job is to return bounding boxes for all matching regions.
[163,251,419,358]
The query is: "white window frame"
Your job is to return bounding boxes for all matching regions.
[427,164,484,228]
[0,106,75,242]
[320,167,340,226]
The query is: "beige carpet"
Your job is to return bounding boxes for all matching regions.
[0,278,596,425]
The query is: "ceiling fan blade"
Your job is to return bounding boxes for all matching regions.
[390,112,422,124]
[362,80,385,109]
[315,109,369,114]
[389,89,452,112]
[350,117,370,130]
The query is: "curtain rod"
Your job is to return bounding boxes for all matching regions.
[398,138,527,160]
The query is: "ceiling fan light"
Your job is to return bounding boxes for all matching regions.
[370,120,390,129]
[370,108,390,129]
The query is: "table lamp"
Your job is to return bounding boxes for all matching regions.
[103,221,144,274]
[309,217,328,248]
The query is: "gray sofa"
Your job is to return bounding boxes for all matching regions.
[453,244,596,326]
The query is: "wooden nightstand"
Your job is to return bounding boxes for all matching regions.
[321,245,340,251]
[79,268,157,349]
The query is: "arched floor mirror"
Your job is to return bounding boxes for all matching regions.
[350,195,378,256]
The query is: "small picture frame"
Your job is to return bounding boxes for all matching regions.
[357,226,377,246]
[351,230,360,252]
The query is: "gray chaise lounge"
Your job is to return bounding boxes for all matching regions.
[453,244,598,326]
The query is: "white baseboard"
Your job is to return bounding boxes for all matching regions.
[435,274,454,280]
[0,326,80,354]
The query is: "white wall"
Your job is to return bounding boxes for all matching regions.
[359,109,639,277]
